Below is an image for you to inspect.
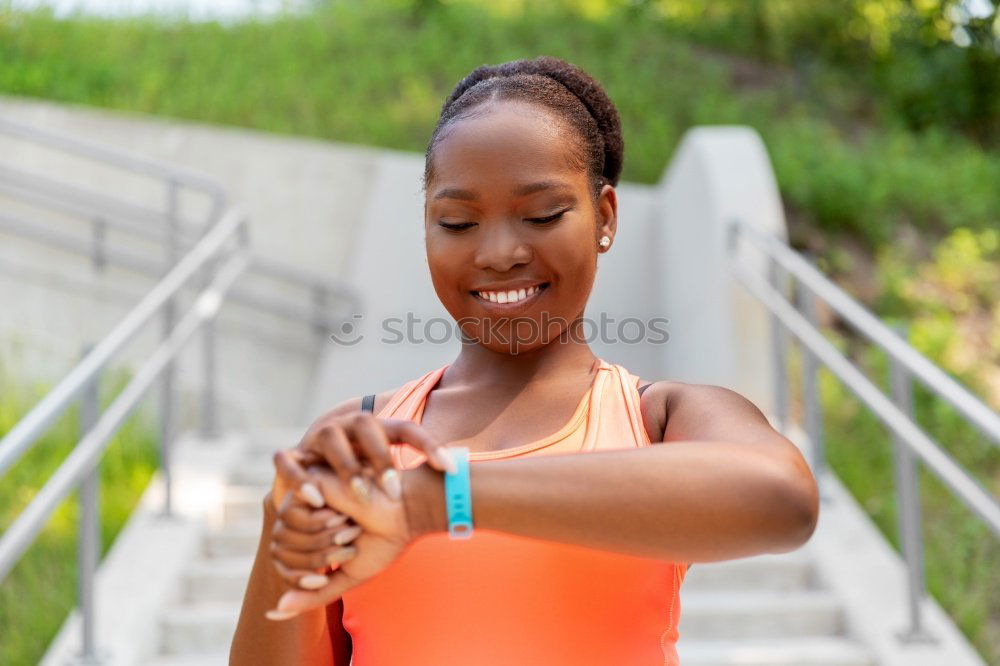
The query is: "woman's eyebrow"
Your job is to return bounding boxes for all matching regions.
[432,180,571,201]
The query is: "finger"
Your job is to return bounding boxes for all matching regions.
[270,540,359,572]
[349,414,402,501]
[312,423,373,505]
[271,556,331,590]
[273,448,325,508]
[271,569,364,618]
[270,535,359,571]
[311,466,366,516]
[276,500,348,534]
[272,519,362,553]
[379,419,457,474]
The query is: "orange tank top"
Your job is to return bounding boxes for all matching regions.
[340,358,688,665]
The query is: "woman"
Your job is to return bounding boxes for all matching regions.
[231,56,819,665]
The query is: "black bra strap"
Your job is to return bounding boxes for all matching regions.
[638,383,653,397]
[361,394,376,413]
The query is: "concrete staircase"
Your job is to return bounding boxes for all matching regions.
[139,429,877,666]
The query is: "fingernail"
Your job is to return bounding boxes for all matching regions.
[381,468,402,501]
[334,524,362,546]
[325,513,349,528]
[436,448,458,475]
[277,590,308,613]
[300,482,325,508]
[265,609,299,621]
[299,574,329,590]
[350,475,371,504]
[327,546,357,565]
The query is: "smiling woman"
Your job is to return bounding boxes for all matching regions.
[231,55,819,666]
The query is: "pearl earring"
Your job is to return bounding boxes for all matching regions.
[598,236,611,248]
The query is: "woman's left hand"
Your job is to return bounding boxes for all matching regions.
[265,461,427,619]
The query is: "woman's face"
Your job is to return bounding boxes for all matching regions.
[424,100,617,355]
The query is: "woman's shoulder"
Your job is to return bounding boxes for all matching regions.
[320,365,443,419]
[634,377,776,444]
[316,386,405,420]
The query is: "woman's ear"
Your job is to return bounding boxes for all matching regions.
[596,184,618,250]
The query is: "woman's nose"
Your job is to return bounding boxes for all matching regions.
[473,223,532,272]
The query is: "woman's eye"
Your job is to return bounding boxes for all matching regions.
[526,209,569,225]
[438,221,474,231]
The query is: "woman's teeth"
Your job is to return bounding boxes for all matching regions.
[476,284,543,304]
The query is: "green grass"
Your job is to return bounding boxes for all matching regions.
[0,357,160,666]
[0,2,997,250]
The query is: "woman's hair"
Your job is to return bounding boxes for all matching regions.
[423,56,624,202]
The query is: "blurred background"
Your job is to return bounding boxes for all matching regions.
[0,1,997,664]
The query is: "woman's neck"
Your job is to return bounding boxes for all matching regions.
[445,325,599,393]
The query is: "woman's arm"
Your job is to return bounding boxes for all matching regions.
[230,491,350,665]
[404,383,819,563]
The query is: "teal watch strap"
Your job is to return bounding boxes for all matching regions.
[444,447,473,539]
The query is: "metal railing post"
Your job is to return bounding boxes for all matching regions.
[889,322,937,644]
[73,344,107,665]
[159,180,180,517]
[311,284,329,339]
[768,257,790,433]
[795,252,827,500]
[91,217,107,273]
[200,255,218,439]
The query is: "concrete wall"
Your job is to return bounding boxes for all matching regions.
[0,96,384,429]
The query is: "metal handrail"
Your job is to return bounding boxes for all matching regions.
[0,208,246,477]
[0,115,363,663]
[0,116,226,204]
[0,124,362,329]
[0,206,250,664]
[0,210,249,579]
[731,218,1000,447]
[727,216,1000,644]
[0,207,360,330]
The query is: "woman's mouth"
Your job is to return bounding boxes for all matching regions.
[470,283,549,310]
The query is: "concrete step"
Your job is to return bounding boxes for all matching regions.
[681,553,817,592]
[146,651,230,666]
[678,590,846,640]
[229,458,274,487]
[223,484,269,525]
[159,602,240,655]
[203,521,260,559]
[183,556,255,604]
[677,636,876,666]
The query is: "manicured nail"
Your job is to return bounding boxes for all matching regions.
[381,468,402,501]
[327,546,357,565]
[277,590,308,613]
[436,448,458,475]
[265,609,299,621]
[334,524,362,546]
[299,574,328,590]
[350,475,371,504]
[300,482,325,508]
[325,513,348,528]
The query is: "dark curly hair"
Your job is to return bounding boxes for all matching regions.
[423,56,624,203]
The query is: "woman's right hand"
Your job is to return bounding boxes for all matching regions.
[269,410,455,515]
[267,483,364,596]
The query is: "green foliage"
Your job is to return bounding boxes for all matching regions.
[0,357,160,666]
[875,226,1000,397]
[1,2,997,250]
[653,0,1000,142]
